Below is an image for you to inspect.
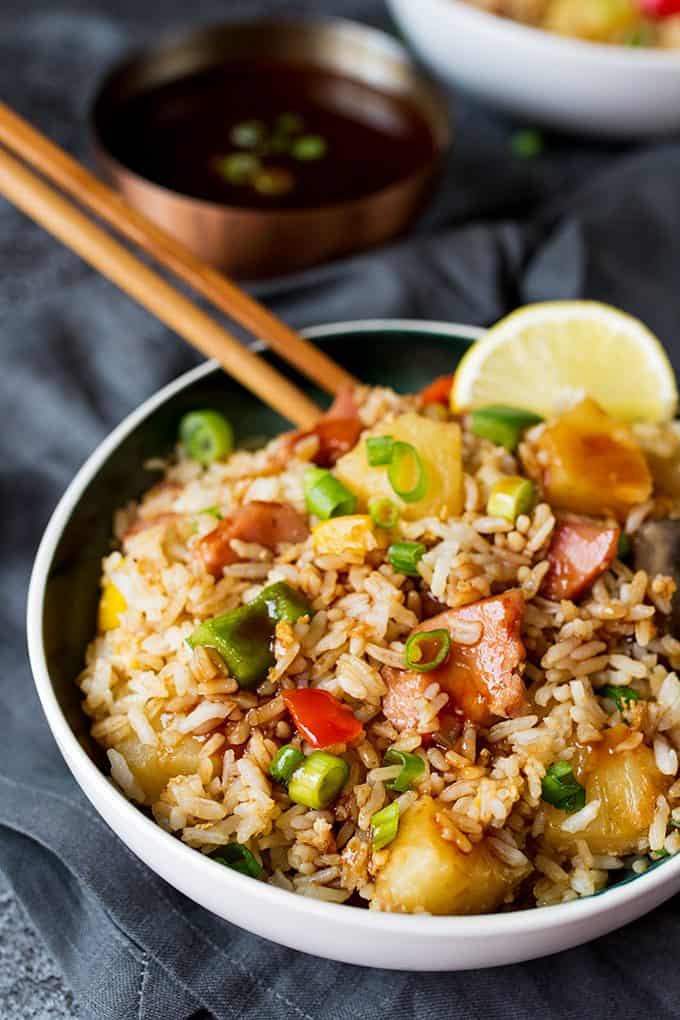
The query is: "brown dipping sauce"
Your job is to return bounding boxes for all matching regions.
[98,60,437,209]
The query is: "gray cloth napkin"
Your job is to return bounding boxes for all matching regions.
[4,1,680,1017]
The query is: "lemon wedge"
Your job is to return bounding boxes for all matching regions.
[452,301,677,423]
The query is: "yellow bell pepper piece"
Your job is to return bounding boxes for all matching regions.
[98,578,127,631]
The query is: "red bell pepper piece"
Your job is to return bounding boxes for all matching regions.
[638,0,680,16]
[282,688,363,747]
[542,517,619,602]
[420,374,454,406]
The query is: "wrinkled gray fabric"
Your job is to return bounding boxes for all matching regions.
[3,1,680,1017]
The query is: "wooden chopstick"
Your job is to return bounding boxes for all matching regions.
[0,101,357,397]
[0,144,322,428]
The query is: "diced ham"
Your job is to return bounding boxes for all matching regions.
[385,591,527,729]
[124,512,179,540]
[286,385,363,467]
[382,669,440,734]
[196,501,309,577]
[542,517,619,602]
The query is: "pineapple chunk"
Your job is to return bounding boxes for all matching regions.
[98,579,127,631]
[373,796,530,914]
[334,413,463,521]
[544,0,639,42]
[113,733,206,803]
[542,732,669,856]
[312,514,385,563]
[535,398,652,520]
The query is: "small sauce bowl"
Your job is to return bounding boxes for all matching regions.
[90,16,450,279]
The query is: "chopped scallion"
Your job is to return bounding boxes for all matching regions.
[388,441,428,503]
[371,801,400,851]
[369,497,399,530]
[599,685,642,711]
[215,152,261,185]
[288,751,349,809]
[404,629,451,672]
[388,541,426,577]
[366,435,394,466]
[541,761,586,814]
[179,410,234,465]
[617,533,632,561]
[211,844,263,878]
[384,748,425,792]
[304,468,356,520]
[487,476,535,523]
[269,744,305,786]
[470,406,543,452]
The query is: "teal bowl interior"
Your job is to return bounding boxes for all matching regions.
[41,324,473,770]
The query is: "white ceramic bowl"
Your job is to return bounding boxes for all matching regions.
[388,0,680,137]
[27,319,680,970]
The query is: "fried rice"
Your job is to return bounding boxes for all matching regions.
[78,379,680,914]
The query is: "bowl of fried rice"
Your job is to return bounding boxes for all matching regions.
[27,312,680,970]
[388,0,680,138]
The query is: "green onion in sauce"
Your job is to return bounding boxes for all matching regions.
[404,629,451,672]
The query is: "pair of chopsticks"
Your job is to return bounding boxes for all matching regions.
[0,101,357,428]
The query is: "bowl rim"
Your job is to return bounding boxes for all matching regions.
[90,13,450,219]
[412,0,680,67]
[26,316,680,938]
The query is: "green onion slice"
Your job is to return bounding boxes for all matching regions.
[404,629,451,672]
[599,685,642,711]
[179,410,234,465]
[470,406,543,452]
[269,744,305,786]
[288,751,349,809]
[388,541,426,577]
[384,748,425,792]
[369,498,399,530]
[371,801,400,851]
[541,761,586,814]
[212,843,263,878]
[617,533,632,561]
[366,435,394,466]
[303,468,356,520]
[201,505,222,519]
[388,441,428,503]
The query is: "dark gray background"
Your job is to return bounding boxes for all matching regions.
[3,1,680,1017]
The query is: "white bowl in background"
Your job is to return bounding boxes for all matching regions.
[388,0,680,137]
